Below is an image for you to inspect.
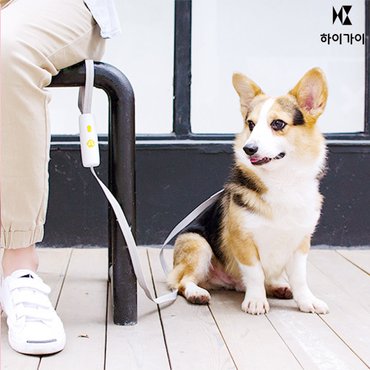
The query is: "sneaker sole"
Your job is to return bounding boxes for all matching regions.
[9,334,66,355]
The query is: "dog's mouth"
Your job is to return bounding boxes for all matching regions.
[250,152,286,166]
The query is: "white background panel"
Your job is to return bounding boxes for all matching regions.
[49,0,174,135]
[49,1,365,135]
[191,0,365,134]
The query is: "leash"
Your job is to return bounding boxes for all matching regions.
[159,189,224,275]
[78,60,223,304]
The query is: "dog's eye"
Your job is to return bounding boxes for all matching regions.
[271,119,287,131]
[246,120,255,131]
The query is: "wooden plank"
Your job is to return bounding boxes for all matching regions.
[264,251,369,370]
[39,248,108,370]
[209,289,302,369]
[1,248,72,370]
[309,250,370,312]
[3,248,369,369]
[267,299,368,370]
[37,248,73,305]
[148,248,236,370]
[307,259,370,367]
[105,248,170,370]
[336,249,370,275]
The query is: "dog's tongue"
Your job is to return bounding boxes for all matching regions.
[250,156,271,165]
[250,156,261,164]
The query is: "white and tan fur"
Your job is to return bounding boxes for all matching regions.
[168,68,329,315]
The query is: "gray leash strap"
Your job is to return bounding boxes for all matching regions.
[159,189,224,275]
[80,60,223,304]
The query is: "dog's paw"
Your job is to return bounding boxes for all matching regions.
[297,297,329,314]
[273,286,293,299]
[184,282,211,305]
[241,295,270,315]
[267,285,293,300]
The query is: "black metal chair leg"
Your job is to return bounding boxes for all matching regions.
[50,61,137,325]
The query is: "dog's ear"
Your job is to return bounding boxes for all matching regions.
[232,73,263,118]
[289,68,328,121]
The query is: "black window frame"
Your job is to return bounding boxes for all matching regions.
[168,0,370,142]
[52,0,370,143]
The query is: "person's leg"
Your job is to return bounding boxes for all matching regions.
[1,0,105,256]
[2,245,39,277]
[1,0,105,354]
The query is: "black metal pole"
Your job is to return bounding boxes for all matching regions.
[173,0,192,138]
[50,61,137,325]
[365,0,370,136]
[101,63,137,325]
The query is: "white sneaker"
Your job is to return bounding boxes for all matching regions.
[0,269,66,355]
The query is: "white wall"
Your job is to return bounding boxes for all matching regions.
[49,0,365,135]
[49,0,174,135]
[191,0,365,134]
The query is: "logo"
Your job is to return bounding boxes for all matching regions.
[333,5,352,25]
[87,139,95,148]
[320,5,363,46]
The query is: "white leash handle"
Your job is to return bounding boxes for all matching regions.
[79,60,223,305]
[78,61,100,167]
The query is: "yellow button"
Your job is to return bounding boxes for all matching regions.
[87,125,92,133]
[87,139,95,148]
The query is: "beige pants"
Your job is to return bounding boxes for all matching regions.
[1,0,106,248]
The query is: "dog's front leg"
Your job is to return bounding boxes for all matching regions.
[286,243,329,314]
[239,261,270,315]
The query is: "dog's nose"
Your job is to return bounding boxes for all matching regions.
[243,143,258,156]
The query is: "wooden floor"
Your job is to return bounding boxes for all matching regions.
[1,247,370,370]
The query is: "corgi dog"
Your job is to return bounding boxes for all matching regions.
[168,68,329,315]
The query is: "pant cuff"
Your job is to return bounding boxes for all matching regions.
[1,226,44,249]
